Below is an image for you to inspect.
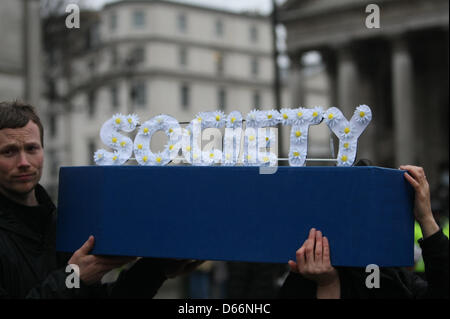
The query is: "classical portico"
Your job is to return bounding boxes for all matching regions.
[279,0,449,187]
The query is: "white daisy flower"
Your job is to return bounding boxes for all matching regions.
[289,148,306,166]
[202,149,222,165]
[111,151,121,165]
[246,109,260,128]
[290,127,307,144]
[339,124,355,140]
[337,153,353,166]
[310,106,324,125]
[354,105,372,124]
[280,108,295,125]
[123,113,140,131]
[244,151,259,166]
[258,152,278,166]
[205,110,226,128]
[340,141,355,153]
[152,151,168,166]
[108,132,121,148]
[112,113,125,129]
[259,109,281,127]
[324,108,343,128]
[259,129,277,147]
[226,111,243,128]
[93,149,109,165]
[292,107,307,125]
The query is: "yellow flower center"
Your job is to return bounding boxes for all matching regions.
[226,154,231,160]
[137,144,143,150]
[344,127,350,134]
[169,145,174,150]
[143,156,148,162]
[231,117,236,123]
[197,117,202,122]
[127,118,133,124]
[267,114,272,119]
[115,118,121,124]
[193,154,198,160]
[263,156,269,162]
[97,153,103,159]
[295,131,301,137]
[265,137,269,142]
[216,115,221,121]
[293,151,299,157]
[249,135,255,141]
[313,111,318,117]
[283,113,288,119]
[112,137,118,143]
[112,156,118,161]
[341,155,348,162]
[143,127,149,134]
[343,143,349,149]
[297,112,303,117]
[359,111,365,118]
[169,128,173,133]
[209,153,214,158]
[328,113,334,120]
[120,141,126,147]
[247,155,252,160]
[186,146,191,152]
[156,157,162,163]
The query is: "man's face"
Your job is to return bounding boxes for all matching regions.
[0,121,43,199]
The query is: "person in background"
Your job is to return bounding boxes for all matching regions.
[279,165,449,299]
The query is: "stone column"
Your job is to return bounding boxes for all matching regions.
[336,43,360,118]
[288,53,305,107]
[391,37,415,167]
[23,0,42,107]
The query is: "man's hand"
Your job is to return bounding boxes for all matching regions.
[288,228,340,299]
[68,236,137,285]
[400,165,440,238]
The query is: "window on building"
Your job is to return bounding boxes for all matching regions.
[250,24,258,43]
[110,85,119,109]
[218,88,226,110]
[215,52,224,75]
[178,13,187,33]
[111,47,119,67]
[179,47,188,66]
[110,12,118,31]
[133,10,146,28]
[88,91,96,116]
[131,81,147,108]
[181,84,190,109]
[251,57,259,77]
[253,91,261,108]
[130,46,146,65]
[215,19,224,37]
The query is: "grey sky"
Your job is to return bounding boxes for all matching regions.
[89,0,276,14]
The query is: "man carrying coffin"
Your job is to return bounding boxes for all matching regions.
[0,101,199,298]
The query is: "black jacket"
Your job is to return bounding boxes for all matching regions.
[279,229,449,299]
[0,184,167,299]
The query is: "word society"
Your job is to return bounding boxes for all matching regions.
[94,105,372,167]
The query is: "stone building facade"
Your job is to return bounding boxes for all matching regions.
[279,0,449,189]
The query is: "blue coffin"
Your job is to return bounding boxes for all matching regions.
[56,166,414,267]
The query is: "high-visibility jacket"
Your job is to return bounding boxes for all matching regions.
[414,218,449,272]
